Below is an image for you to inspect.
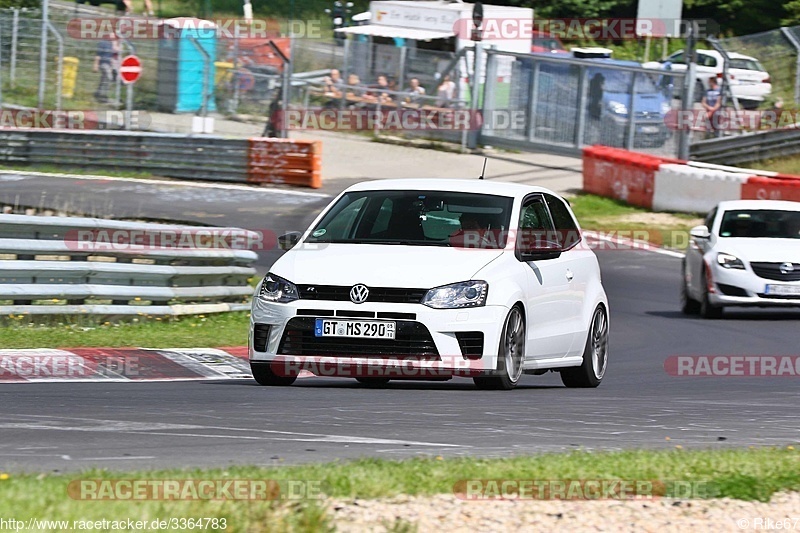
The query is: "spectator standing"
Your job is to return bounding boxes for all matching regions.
[701,76,722,137]
[436,75,456,107]
[588,73,604,120]
[93,37,119,103]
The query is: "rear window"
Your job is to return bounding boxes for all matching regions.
[729,58,765,72]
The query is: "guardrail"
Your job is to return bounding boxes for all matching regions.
[0,130,323,188]
[690,126,800,165]
[0,214,259,315]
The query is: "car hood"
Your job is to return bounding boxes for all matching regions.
[272,244,505,288]
[605,92,666,114]
[716,238,800,263]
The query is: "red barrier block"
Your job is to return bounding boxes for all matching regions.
[582,145,671,209]
[742,176,800,202]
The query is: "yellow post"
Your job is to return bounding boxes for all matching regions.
[214,61,234,86]
[61,57,80,99]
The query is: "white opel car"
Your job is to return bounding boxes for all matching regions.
[682,200,800,318]
[249,179,609,390]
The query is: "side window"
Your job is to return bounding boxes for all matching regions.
[545,194,581,249]
[669,52,685,65]
[519,195,555,233]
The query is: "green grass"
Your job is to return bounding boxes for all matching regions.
[568,193,703,249]
[0,448,798,531]
[751,155,800,176]
[0,311,250,349]
[0,164,161,180]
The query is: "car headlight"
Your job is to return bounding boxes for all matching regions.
[660,101,672,114]
[608,101,628,116]
[421,281,488,309]
[717,252,745,270]
[259,273,299,303]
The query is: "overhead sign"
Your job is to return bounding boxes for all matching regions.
[119,55,142,84]
[370,1,461,32]
[636,0,684,38]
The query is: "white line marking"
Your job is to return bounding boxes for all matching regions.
[0,170,330,198]
[584,231,685,258]
[76,456,156,461]
[5,414,464,448]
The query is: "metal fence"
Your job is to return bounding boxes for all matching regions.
[0,213,257,315]
[480,49,685,157]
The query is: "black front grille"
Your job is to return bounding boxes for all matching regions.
[717,283,749,297]
[298,285,427,304]
[253,324,271,352]
[757,293,800,300]
[455,332,484,359]
[750,262,800,281]
[278,317,438,357]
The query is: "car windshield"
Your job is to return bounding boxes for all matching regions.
[718,209,800,239]
[729,58,765,72]
[306,190,514,248]
[591,69,659,93]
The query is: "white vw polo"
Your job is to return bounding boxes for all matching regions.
[682,200,800,318]
[250,179,609,390]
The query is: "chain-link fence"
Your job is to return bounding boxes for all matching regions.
[481,49,685,157]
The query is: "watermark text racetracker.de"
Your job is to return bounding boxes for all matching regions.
[0,109,150,130]
[67,17,323,39]
[453,479,719,500]
[665,356,800,377]
[451,18,718,40]
[68,479,326,500]
[63,228,693,253]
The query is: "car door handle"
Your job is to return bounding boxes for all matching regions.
[566,269,574,282]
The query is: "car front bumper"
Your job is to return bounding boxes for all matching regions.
[249,297,511,377]
[708,264,800,307]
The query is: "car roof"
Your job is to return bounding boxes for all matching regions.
[696,49,759,62]
[669,49,760,62]
[344,179,557,199]
[716,200,800,212]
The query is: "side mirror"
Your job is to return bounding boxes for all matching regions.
[518,239,563,262]
[277,232,302,251]
[689,225,710,240]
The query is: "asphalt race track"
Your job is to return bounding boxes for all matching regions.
[1,173,799,472]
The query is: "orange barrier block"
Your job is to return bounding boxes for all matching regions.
[247,138,322,189]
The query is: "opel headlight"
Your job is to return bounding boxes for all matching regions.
[259,273,299,303]
[717,252,745,270]
[422,281,488,309]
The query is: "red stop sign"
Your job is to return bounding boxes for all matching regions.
[119,55,142,84]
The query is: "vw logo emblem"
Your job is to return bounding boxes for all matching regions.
[350,284,369,304]
[780,262,795,275]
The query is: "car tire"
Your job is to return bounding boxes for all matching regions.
[251,363,297,386]
[473,306,525,391]
[560,305,608,388]
[355,377,390,386]
[681,261,701,315]
[699,269,724,319]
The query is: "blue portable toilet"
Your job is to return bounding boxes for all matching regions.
[157,18,217,113]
